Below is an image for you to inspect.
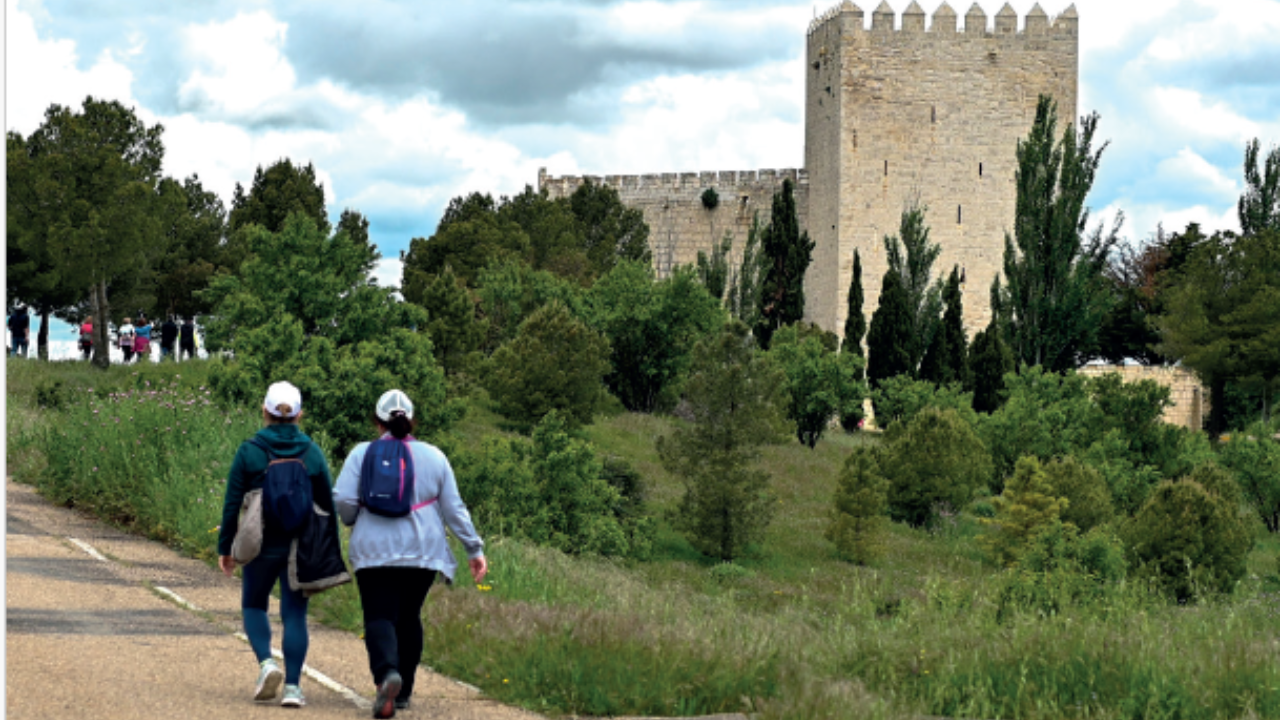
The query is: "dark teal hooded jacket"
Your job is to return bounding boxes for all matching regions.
[217,423,337,560]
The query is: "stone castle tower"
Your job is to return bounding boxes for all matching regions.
[540,1,1079,337]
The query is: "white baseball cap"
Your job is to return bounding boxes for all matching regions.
[376,389,414,422]
[263,381,303,418]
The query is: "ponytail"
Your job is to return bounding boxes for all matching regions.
[384,412,414,440]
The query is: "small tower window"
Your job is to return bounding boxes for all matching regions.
[884,161,889,176]
[931,105,936,123]
[979,162,984,177]
[957,205,963,224]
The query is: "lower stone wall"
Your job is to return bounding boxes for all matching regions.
[1078,365,1209,431]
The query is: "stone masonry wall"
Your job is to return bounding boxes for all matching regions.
[1078,365,1210,431]
[538,169,809,279]
[808,1,1079,338]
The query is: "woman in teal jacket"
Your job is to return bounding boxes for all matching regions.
[216,381,337,708]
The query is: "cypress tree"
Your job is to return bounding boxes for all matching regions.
[866,268,913,416]
[840,249,868,431]
[843,249,866,356]
[755,179,815,349]
[921,266,968,386]
[969,320,1014,414]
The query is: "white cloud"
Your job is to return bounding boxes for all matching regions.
[1154,147,1240,201]
[1148,87,1260,144]
[178,11,295,117]
[370,257,403,290]
[5,0,137,135]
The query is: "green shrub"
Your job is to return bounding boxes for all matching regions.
[1219,424,1280,531]
[452,411,641,557]
[883,407,992,527]
[1043,456,1114,533]
[34,379,68,410]
[979,367,1101,488]
[700,187,720,210]
[980,456,1066,567]
[825,447,890,565]
[869,375,975,432]
[996,521,1126,619]
[483,300,611,431]
[1124,473,1252,602]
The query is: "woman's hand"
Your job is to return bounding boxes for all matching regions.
[218,555,237,577]
[469,556,488,584]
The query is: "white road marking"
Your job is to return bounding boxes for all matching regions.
[68,537,372,711]
[67,537,109,562]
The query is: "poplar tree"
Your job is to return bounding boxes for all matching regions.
[1238,139,1280,237]
[728,212,765,328]
[883,203,942,373]
[755,179,815,349]
[998,95,1118,372]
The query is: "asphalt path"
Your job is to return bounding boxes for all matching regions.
[4,477,549,720]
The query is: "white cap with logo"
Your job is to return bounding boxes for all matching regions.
[263,381,303,418]
[376,389,414,421]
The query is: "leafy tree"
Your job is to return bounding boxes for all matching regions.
[228,159,329,235]
[1218,423,1280,532]
[202,213,457,454]
[414,266,486,376]
[1158,229,1280,430]
[657,321,789,560]
[727,212,766,328]
[980,456,1067,567]
[998,95,1119,372]
[1124,473,1251,602]
[475,258,585,352]
[755,179,815,349]
[584,261,724,413]
[403,212,531,288]
[1239,139,1280,237]
[883,203,942,372]
[979,367,1102,485]
[568,179,651,275]
[1042,456,1114,533]
[695,231,733,303]
[483,300,611,431]
[497,185,589,280]
[6,131,85,358]
[968,321,1014,414]
[151,174,231,320]
[826,447,890,565]
[769,323,865,448]
[1096,233,1172,365]
[865,268,913,413]
[883,407,992,527]
[869,375,976,432]
[6,98,178,367]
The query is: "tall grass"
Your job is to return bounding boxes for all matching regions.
[13,359,1280,719]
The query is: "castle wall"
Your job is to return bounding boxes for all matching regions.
[1078,365,1209,431]
[808,1,1079,339]
[538,169,808,278]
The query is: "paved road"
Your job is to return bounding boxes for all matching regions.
[5,477,546,720]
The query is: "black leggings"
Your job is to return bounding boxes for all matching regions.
[355,567,437,698]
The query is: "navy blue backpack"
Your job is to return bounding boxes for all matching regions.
[250,438,314,534]
[360,436,435,518]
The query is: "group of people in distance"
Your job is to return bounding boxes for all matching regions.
[216,383,487,718]
[77,314,200,362]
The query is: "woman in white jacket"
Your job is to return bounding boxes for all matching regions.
[333,389,487,719]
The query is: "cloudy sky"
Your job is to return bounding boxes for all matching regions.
[7,0,1280,297]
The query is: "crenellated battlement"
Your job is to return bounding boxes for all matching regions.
[807,1,1077,38]
[538,168,808,195]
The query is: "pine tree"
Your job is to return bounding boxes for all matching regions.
[980,456,1066,567]
[755,179,815,349]
[826,448,890,564]
[865,269,913,416]
[417,266,485,376]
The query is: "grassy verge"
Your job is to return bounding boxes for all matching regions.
[11,359,1280,719]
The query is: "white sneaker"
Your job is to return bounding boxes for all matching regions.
[254,658,284,702]
[281,684,306,708]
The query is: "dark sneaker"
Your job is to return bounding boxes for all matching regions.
[373,671,402,719]
[394,697,410,710]
[253,659,284,702]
